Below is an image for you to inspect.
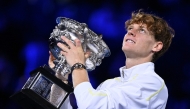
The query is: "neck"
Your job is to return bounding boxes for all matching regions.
[125,57,152,69]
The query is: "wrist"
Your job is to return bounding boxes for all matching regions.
[71,63,86,73]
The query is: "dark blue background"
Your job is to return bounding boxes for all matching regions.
[0,0,190,109]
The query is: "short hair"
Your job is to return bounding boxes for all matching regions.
[125,10,175,62]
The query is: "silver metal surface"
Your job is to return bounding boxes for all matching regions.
[49,17,111,76]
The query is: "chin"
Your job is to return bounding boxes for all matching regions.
[122,46,125,52]
[122,46,130,52]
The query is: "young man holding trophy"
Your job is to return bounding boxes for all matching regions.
[48,10,174,109]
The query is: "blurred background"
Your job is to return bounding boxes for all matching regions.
[0,0,190,109]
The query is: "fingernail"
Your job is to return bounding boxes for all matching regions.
[57,42,61,45]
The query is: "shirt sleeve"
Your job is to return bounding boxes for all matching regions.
[74,82,113,109]
[73,79,163,109]
[73,82,147,109]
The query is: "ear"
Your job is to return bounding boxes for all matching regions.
[152,41,163,52]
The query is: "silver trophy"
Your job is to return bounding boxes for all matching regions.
[49,17,111,76]
[10,17,111,109]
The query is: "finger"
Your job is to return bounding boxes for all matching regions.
[85,51,91,59]
[61,36,75,48]
[49,51,55,60]
[60,51,67,56]
[57,42,70,52]
[48,52,55,68]
[75,38,82,47]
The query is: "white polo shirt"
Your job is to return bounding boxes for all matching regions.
[61,62,168,109]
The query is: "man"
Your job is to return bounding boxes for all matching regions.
[49,10,174,109]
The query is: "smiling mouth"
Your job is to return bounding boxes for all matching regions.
[126,39,135,43]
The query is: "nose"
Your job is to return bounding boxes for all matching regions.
[128,31,134,36]
[127,30,136,37]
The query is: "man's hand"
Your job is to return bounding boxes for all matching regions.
[48,51,69,80]
[57,36,86,67]
[48,51,56,69]
[57,36,90,88]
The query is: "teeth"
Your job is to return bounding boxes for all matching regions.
[126,39,135,43]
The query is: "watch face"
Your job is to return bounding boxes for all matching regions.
[71,63,86,73]
[75,63,83,68]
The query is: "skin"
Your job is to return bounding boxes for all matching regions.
[122,23,163,68]
[49,23,163,88]
[57,36,90,88]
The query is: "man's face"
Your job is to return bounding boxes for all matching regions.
[122,23,157,59]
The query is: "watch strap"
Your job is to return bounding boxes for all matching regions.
[71,63,86,73]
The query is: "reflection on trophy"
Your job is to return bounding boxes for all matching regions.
[10,17,111,109]
[49,17,111,76]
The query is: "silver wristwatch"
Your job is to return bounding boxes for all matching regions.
[71,63,86,73]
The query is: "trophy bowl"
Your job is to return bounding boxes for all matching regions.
[10,17,111,109]
[49,17,111,76]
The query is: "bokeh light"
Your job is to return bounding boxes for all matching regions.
[0,0,190,108]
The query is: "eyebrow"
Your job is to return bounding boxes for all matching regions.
[126,24,148,31]
[139,24,146,29]
[139,25,149,32]
[127,25,134,29]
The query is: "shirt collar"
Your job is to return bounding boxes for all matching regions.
[119,62,154,82]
